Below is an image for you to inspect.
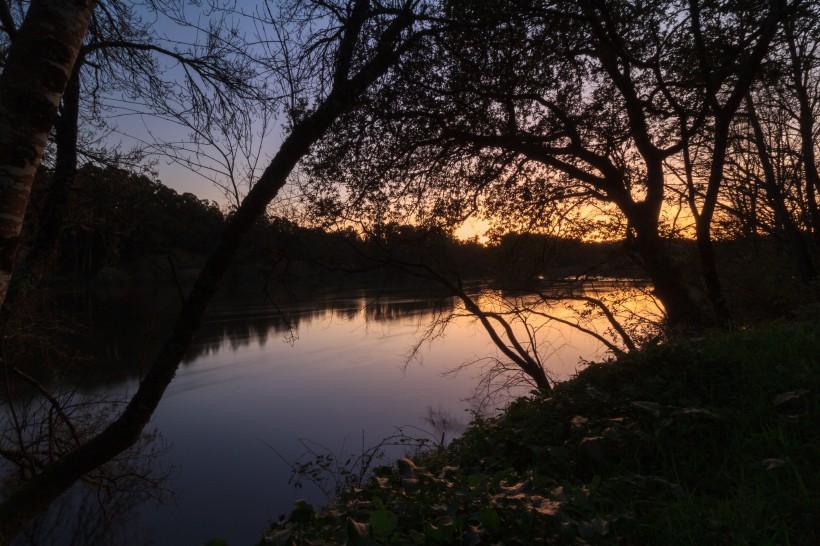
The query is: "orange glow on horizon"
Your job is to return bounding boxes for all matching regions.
[455,217,491,243]
[453,198,700,243]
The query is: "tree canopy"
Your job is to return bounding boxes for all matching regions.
[302,0,816,329]
[0,0,442,541]
[0,0,818,542]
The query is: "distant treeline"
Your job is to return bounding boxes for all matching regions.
[24,165,634,285]
[24,165,814,301]
[26,165,224,277]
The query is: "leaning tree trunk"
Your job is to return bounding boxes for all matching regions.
[0,99,328,542]
[0,0,96,309]
[0,2,419,541]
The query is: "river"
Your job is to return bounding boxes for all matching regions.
[6,279,655,545]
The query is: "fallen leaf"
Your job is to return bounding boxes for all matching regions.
[754,458,786,470]
[571,415,589,427]
[631,400,661,416]
[773,390,809,406]
[530,495,561,516]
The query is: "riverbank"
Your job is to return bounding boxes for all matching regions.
[260,317,819,545]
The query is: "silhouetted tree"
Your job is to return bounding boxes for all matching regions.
[716,2,818,283]
[0,0,257,320]
[0,1,439,541]
[302,0,788,330]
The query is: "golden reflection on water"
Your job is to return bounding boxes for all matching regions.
[74,281,662,546]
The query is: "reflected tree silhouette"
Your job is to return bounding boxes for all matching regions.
[0,364,173,546]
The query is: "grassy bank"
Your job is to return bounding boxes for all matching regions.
[261,319,820,545]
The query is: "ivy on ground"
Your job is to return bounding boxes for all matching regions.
[261,320,820,545]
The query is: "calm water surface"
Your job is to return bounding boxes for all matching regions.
[12,282,647,545]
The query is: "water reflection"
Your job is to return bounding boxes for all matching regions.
[78,283,457,388]
[11,484,151,546]
[2,389,174,546]
[6,279,656,546]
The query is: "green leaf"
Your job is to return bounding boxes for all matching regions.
[467,474,484,488]
[480,507,501,534]
[590,474,602,489]
[370,509,398,537]
[579,515,609,540]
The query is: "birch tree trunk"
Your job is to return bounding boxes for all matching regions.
[0,0,95,307]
